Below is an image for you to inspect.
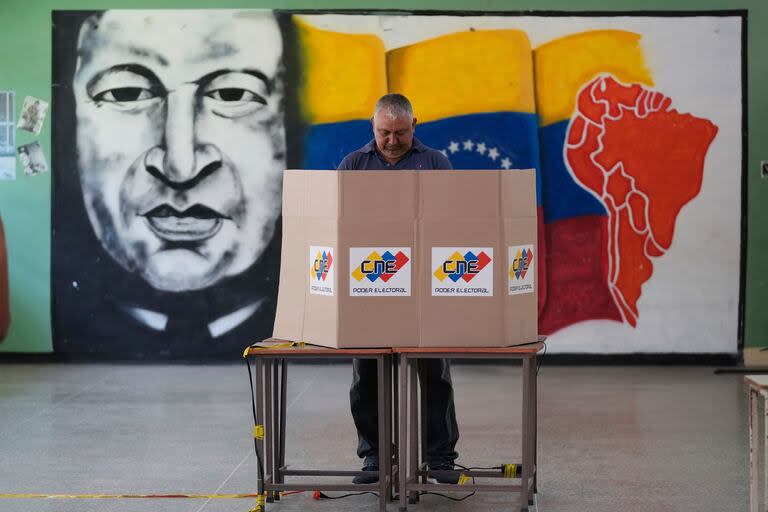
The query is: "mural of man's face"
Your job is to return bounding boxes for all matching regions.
[73,11,286,292]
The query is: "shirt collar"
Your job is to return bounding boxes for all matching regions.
[410,137,427,152]
[361,136,426,154]
[362,139,377,154]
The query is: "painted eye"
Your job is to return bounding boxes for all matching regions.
[93,87,157,102]
[205,88,266,104]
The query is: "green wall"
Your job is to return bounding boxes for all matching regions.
[0,0,764,353]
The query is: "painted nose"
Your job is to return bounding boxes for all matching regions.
[143,89,222,189]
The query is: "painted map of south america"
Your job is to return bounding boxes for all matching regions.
[565,75,718,327]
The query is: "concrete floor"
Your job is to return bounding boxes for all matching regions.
[0,362,751,512]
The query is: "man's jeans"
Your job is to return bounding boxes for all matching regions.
[350,358,459,465]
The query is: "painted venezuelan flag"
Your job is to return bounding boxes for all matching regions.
[387,30,546,312]
[296,18,388,169]
[534,30,654,333]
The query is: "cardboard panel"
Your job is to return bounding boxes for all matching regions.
[338,220,419,347]
[419,217,506,347]
[339,170,418,219]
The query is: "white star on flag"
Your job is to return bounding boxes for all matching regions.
[448,141,460,153]
[501,157,512,169]
[488,147,499,160]
[439,149,448,157]
[476,142,487,155]
[463,139,474,151]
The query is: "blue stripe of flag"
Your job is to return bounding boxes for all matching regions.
[539,120,606,223]
[303,112,543,206]
[417,112,542,206]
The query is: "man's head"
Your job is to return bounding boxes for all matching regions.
[371,93,416,164]
[72,10,286,292]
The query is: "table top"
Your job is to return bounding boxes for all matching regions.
[244,337,546,357]
[244,339,391,357]
[393,341,544,355]
[745,374,768,389]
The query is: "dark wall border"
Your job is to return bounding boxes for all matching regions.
[38,8,747,358]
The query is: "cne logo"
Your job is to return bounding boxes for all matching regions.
[311,250,333,281]
[433,251,492,283]
[508,245,534,296]
[509,247,533,281]
[351,250,410,283]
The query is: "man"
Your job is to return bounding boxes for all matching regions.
[338,94,460,484]
[51,10,293,357]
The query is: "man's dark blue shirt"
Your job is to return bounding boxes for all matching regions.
[336,137,452,170]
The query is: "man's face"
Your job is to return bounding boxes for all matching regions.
[73,10,285,292]
[371,109,416,163]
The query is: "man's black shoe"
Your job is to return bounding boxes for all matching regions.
[427,462,461,485]
[352,457,379,484]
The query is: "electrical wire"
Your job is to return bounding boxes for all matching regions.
[537,340,547,376]
[312,491,378,500]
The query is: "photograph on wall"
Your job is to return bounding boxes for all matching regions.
[17,96,48,135]
[51,10,743,358]
[0,91,15,181]
[18,141,48,176]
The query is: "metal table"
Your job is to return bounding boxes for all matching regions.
[394,339,545,512]
[244,340,395,512]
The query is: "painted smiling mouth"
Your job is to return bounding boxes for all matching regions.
[142,204,229,242]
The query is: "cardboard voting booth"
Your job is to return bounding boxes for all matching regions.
[273,169,538,348]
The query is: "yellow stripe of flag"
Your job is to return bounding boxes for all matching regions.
[534,30,654,127]
[387,30,535,123]
[295,18,387,124]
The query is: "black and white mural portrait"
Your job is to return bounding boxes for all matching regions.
[52,10,301,358]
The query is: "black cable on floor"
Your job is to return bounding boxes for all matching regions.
[313,491,378,499]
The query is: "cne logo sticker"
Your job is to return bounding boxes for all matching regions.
[350,248,411,296]
[309,246,334,296]
[431,248,493,296]
[508,245,535,296]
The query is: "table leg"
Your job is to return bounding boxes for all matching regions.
[270,359,281,500]
[750,387,758,512]
[419,362,427,485]
[384,355,393,502]
[264,360,274,500]
[409,358,419,504]
[399,354,409,512]
[393,358,399,496]
[255,358,265,507]
[377,355,388,512]
[520,357,532,512]
[763,390,768,512]
[278,359,288,489]
[533,353,538,496]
